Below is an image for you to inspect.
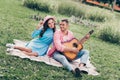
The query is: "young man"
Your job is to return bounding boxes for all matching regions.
[48,19,90,77]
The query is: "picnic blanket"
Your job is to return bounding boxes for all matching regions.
[6,39,99,76]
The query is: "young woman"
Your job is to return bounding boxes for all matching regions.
[6,15,56,57]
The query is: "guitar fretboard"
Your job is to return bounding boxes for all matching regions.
[79,30,94,44]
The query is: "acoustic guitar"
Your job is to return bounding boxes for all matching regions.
[63,30,94,61]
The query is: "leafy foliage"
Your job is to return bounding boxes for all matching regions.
[99,27,120,45]
[23,0,114,22]
[23,0,51,13]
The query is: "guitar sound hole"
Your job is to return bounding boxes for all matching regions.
[73,43,78,48]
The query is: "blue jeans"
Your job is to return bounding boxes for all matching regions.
[53,49,89,71]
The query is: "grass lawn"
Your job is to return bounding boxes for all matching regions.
[0,0,120,80]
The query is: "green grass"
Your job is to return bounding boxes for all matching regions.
[0,0,120,80]
[23,0,120,44]
[23,0,115,22]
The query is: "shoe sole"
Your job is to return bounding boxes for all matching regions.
[75,68,82,77]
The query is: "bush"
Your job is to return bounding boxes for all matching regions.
[58,2,86,17]
[87,12,106,22]
[23,0,50,13]
[23,0,114,22]
[58,2,76,16]
[99,27,120,45]
[58,1,114,22]
[84,6,115,22]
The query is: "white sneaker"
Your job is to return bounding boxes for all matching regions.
[6,43,14,48]
[6,48,14,53]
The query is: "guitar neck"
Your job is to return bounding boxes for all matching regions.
[79,30,94,44]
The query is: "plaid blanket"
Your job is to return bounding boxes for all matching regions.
[6,39,99,76]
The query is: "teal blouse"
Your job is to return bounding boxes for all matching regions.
[26,27,54,56]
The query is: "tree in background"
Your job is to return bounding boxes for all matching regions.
[112,0,116,11]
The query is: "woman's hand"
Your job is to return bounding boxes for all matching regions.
[36,21,43,30]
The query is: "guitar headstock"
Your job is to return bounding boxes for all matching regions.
[89,30,94,35]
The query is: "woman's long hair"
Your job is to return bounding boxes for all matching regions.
[39,18,55,37]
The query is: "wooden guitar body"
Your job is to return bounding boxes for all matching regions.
[62,30,94,61]
[63,38,83,60]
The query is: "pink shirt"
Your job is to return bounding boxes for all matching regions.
[47,29,74,57]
